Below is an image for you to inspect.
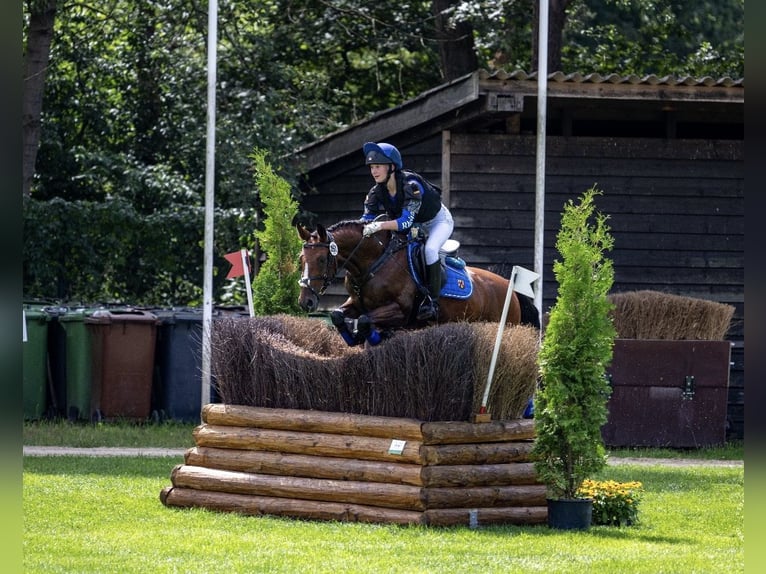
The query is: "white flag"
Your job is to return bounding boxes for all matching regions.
[512,265,539,299]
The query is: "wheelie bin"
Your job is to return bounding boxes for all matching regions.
[86,309,160,421]
[154,308,223,422]
[22,305,50,420]
[58,307,98,421]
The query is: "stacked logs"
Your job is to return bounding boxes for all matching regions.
[160,404,547,526]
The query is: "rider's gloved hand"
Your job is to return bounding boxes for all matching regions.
[363,221,382,237]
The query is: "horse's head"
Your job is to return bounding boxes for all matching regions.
[297,223,338,312]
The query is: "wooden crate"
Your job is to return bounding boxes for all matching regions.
[602,339,732,447]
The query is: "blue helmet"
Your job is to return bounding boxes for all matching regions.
[363,142,403,170]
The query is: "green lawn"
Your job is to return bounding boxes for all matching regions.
[21,420,745,573]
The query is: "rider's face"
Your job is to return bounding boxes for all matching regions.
[369,163,391,183]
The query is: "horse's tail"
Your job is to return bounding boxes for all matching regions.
[518,293,541,329]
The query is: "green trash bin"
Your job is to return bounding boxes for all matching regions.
[23,305,50,420]
[86,309,160,421]
[58,307,98,421]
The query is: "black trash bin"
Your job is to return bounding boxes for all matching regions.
[154,309,221,422]
[43,305,69,419]
[86,309,159,421]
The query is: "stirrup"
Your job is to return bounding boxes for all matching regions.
[417,297,438,321]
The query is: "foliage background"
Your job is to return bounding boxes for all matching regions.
[22,0,744,307]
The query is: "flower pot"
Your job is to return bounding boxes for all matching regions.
[547,498,593,530]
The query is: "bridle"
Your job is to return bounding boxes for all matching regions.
[298,230,340,297]
[298,225,402,301]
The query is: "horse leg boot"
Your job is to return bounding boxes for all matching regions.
[417,262,442,321]
[330,309,364,346]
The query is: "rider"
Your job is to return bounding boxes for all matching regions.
[359,141,454,321]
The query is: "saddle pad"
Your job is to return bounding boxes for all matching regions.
[441,264,473,299]
[407,243,473,299]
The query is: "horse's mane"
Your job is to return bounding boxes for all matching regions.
[327,219,364,233]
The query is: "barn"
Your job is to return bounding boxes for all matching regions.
[290,69,744,442]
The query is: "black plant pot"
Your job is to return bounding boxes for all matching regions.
[546,498,593,530]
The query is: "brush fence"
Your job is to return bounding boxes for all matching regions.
[160,404,546,526]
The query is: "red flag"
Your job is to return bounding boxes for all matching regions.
[223,249,250,279]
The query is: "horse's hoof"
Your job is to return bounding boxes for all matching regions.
[330,309,345,327]
[356,315,372,337]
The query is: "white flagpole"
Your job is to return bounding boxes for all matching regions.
[534,0,549,328]
[478,266,519,417]
[241,248,254,317]
[200,0,218,416]
[478,266,539,420]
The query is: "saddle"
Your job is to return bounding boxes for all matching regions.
[407,237,474,299]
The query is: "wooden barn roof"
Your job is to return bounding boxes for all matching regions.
[293,69,744,172]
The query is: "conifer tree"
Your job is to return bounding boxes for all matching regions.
[250,149,303,316]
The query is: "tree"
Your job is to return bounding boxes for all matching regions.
[22,0,57,197]
[250,149,303,316]
[431,0,478,80]
[532,0,575,72]
[532,186,616,500]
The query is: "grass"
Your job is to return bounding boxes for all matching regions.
[22,420,745,461]
[23,456,743,573]
[22,419,199,448]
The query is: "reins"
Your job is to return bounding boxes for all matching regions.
[299,226,405,300]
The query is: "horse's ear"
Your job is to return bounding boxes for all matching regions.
[297,224,311,242]
[316,223,327,241]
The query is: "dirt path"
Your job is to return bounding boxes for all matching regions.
[22,446,744,467]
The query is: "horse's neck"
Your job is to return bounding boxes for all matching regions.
[336,232,387,275]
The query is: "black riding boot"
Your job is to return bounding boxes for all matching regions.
[417,262,442,321]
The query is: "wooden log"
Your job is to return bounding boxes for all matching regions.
[422,484,547,509]
[421,441,535,465]
[185,446,425,486]
[170,464,545,511]
[424,506,548,527]
[194,424,424,464]
[160,486,425,525]
[420,419,536,444]
[185,447,541,487]
[421,462,540,487]
[202,404,424,440]
[171,465,426,510]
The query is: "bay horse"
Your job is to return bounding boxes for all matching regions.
[297,219,539,346]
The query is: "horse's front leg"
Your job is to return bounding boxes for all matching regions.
[329,298,368,347]
[341,301,407,347]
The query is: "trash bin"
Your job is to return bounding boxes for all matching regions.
[23,305,50,420]
[86,309,159,421]
[43,305,69,419]
[58,307,98,421]
[154,309,214,422]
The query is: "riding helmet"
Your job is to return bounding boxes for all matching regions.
[363,142,403,170]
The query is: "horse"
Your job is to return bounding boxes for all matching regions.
[297,219,540,346]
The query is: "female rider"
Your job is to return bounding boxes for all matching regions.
[359,141,454,321]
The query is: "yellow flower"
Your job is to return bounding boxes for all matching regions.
[577,479,644,526]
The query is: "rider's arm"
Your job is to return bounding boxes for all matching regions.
[393,179,424,231]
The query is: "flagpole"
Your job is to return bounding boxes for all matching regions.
[476,266,518,420]
[476,266,539,422]
[534,0,549,328]
[200,0,218,417]
[241,248,254,317]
